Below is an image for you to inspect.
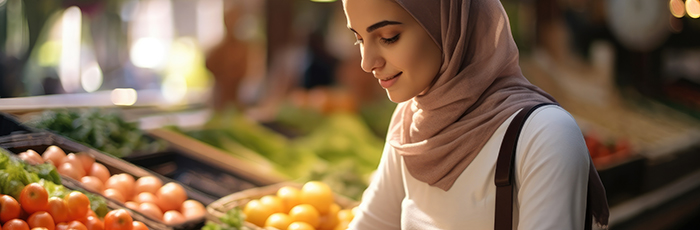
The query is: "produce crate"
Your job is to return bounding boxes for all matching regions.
[0,145,169,230]
[123,149,259,200]
[206,182,359,229]
[0,112,36,137]
[0,132,211,230]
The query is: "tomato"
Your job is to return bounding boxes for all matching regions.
[132,193,158,205]
[67,221,87,230]
[18,150,44,165]
[162,210,185,226]
[19,183,49,214]
[84,216,104,230]
[0,195,21,223]
[105,174,135,201]
[130,221,147,230]
[300,181,333,215]
[124,202,139,211]
[137,203,162,221]
[75,153,95,175]
[42,146,67,168]
[55,222,69,230]
[156,183,187,212]
[27,211,54,230]
[102,189,126,204]
[88,163,110,184]
[46,197,69,224]
[289,204,320,228]
[63,192,90,222]
[180,200,205,221]
[2,219,29,230]
[80,176,105,194]
[133,177,162,195]
[57,162,84,181]
[103,209,133,230]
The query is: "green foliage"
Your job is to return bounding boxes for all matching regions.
[27,108,168,158]
[202,207,249,230]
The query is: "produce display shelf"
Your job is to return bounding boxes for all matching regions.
[0,132,210,230]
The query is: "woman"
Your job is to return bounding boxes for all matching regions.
[342,0,609,229]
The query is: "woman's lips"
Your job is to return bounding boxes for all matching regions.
[379,72,402,89]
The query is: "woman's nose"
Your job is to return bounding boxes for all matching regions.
[360,44,384,73]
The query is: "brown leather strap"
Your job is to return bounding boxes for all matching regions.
[495,103,552,230]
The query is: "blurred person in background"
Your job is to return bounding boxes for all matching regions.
[341,0,609,229]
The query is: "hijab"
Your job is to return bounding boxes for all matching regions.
[387,0,609,227]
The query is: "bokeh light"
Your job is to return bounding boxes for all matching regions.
[111,88,138,106]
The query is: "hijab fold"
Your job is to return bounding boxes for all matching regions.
[388,0,609,227]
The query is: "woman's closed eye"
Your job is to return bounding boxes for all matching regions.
[381,34,400,44]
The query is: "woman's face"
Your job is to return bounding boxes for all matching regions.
[343,0,442,103]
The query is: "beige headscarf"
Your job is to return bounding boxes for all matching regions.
[388,0,609,227]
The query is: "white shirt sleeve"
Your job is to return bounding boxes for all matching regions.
[347,142,405,230]
[514,106,590,230]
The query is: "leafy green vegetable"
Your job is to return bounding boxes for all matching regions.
[202,207,249,230]
[27,108,168,158]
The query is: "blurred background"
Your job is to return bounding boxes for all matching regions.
[0,0,699,229]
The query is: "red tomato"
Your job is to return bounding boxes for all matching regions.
[75,153,95,176]
[46,197,69,224]
[80,176,105,194]
[55,222,69,230]
[103,209,133,230]
[67,220,87,230]
[84,216,104,230]
[2,219,29,230]
[105,174,135,201]
[26,211,55,230]
[63,192,90,222]
[0,195,21,223]
[88,163,110,184]
[19,183,49,214]
[133,177,162,195]
[131,221,147,230]
[156,183,187,212]
[57,162,84,181]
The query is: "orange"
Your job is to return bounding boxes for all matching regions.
[243,199,275,227]
[287,221,316,230]
[265,213,292,230]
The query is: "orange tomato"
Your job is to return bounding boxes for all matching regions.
[105,174,135,201]
[26,211,54,230]
[289,204,320,228]
[67,221,87,230]
[133,177,162,195]
[137,203,162,221]
[2,219,29,230]
[132,193,158,205]
[102,189,126,204]
[156,183,187,212]
[19,183,49,214]
[75,153,95,175]
[84,216,104,230]
[259,195,284,214]
[180,200,205,221]
[42,146,67,167]
[130,221,147,230]
[54,222,69,230]
[162,210,185,226]
[80,176,105,194]
[88,163,110,184]
[124,202,139,211]
[318,204,340,230]
[0,195,21,223]
[57,162,84,181]
[18,150,44,165]
[63,192,90,221]
[103,209,133,230]
[46,197,69,224]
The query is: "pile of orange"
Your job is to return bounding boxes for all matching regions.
[0,182,145,230]
[243,181,357,230]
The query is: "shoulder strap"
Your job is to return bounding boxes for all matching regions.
[494,103,553,230]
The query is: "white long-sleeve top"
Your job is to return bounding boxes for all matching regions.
[348,105,589,230]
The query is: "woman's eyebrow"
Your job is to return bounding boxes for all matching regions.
[366,20,402,33]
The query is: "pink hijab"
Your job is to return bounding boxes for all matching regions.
[387,0,609,227]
